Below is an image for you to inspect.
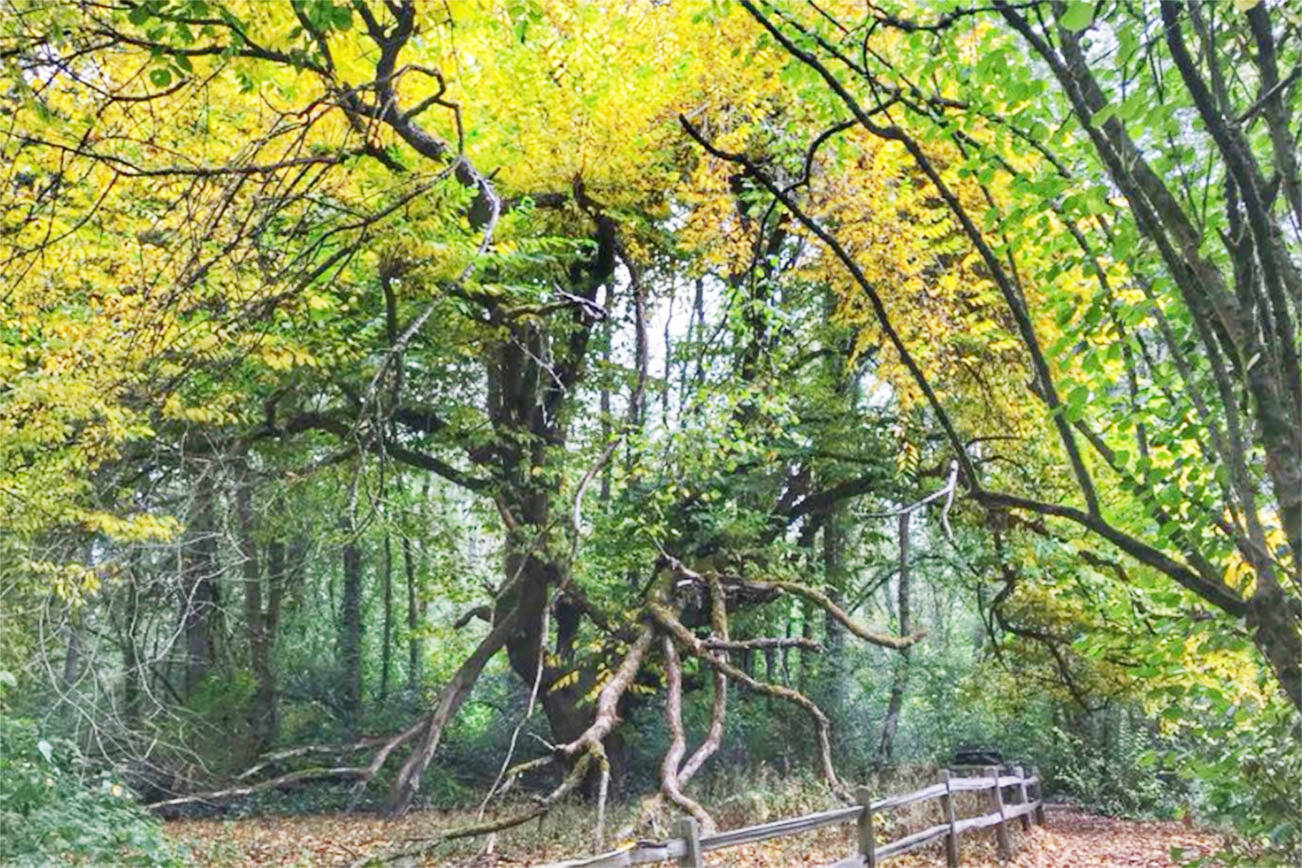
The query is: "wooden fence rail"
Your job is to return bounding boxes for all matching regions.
[541,765,1045,868]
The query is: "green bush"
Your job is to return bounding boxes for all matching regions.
[1177,699,1302,867]
[0,715,185,868]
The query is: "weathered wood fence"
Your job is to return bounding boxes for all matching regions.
[543,765,1045,868]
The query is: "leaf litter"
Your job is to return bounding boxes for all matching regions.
[168,807,1222,867]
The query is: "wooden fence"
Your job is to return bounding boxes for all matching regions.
[543,765,1045,868]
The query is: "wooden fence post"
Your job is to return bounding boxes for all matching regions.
[675,816,702,868]
[1013,766,1031,832]
[938,770,959,868]
[1032,766,1046,826]
[856,786,877,868]
[987,765,1011,862]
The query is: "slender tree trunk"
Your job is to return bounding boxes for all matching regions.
[122,563,143,726]
[679,276,706,422]
[403,534,421,691]
[877,510,912,767]
[822,512,847,708]
[62,612,80,688]
[238,483,276,751]
[820,293,856,711]
[339,524,364,725]
[661,290,673,428]
[600,288,613,504]
[182,491,217,696]
[263,538,284,745]
[380,532,394,703]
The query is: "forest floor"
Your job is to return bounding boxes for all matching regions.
[168,805,1224,867]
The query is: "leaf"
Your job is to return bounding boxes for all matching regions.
[37,738,54,763]
[1060,2,1095,31]
[149,68,172,87]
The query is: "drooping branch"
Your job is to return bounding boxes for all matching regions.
[659,635,716,833]
[679,116,978,491]
[357,751,598,868]
[235,733,401,782]
[975,490,1247,617]
[559,624,656,758]
[749,579,925,650]
[386,603,524,816]
[737,0,1101,517]
[661,554,920,649]
[704,636,823,652]
[147,767,367,811]
[648,601,845,798]
[678,574,729,785]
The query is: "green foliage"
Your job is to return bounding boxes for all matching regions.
[1176,701,1302,866]
[1038,716,1176,817]
[0,715,184,868]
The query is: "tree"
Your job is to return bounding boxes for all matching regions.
[703,0,1299,709]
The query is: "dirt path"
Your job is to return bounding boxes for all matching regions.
[876,809,1220,868]
[168,806,1223,867]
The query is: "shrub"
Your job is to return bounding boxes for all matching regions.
[0,714,185,867]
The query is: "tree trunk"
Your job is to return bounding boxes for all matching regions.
[877,510,912,767]
[1248,586,1302,710]
[121,564,143,726]
[182,492,217,696]
[262,538,284,745]
[403,534,421,691]
[600,287,613,504]
[822,510,847,711]
[380,531,393,703]
[62,612,80,688]
[339,526,364,724]
[237,484,277,751]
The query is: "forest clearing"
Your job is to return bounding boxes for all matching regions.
[1,0,1298,866]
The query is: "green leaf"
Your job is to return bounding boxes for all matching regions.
[1091,104,1117,126]
[149,68,172,87]
[1060,2,1095,32]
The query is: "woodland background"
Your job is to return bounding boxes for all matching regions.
[0,0,1298,866]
